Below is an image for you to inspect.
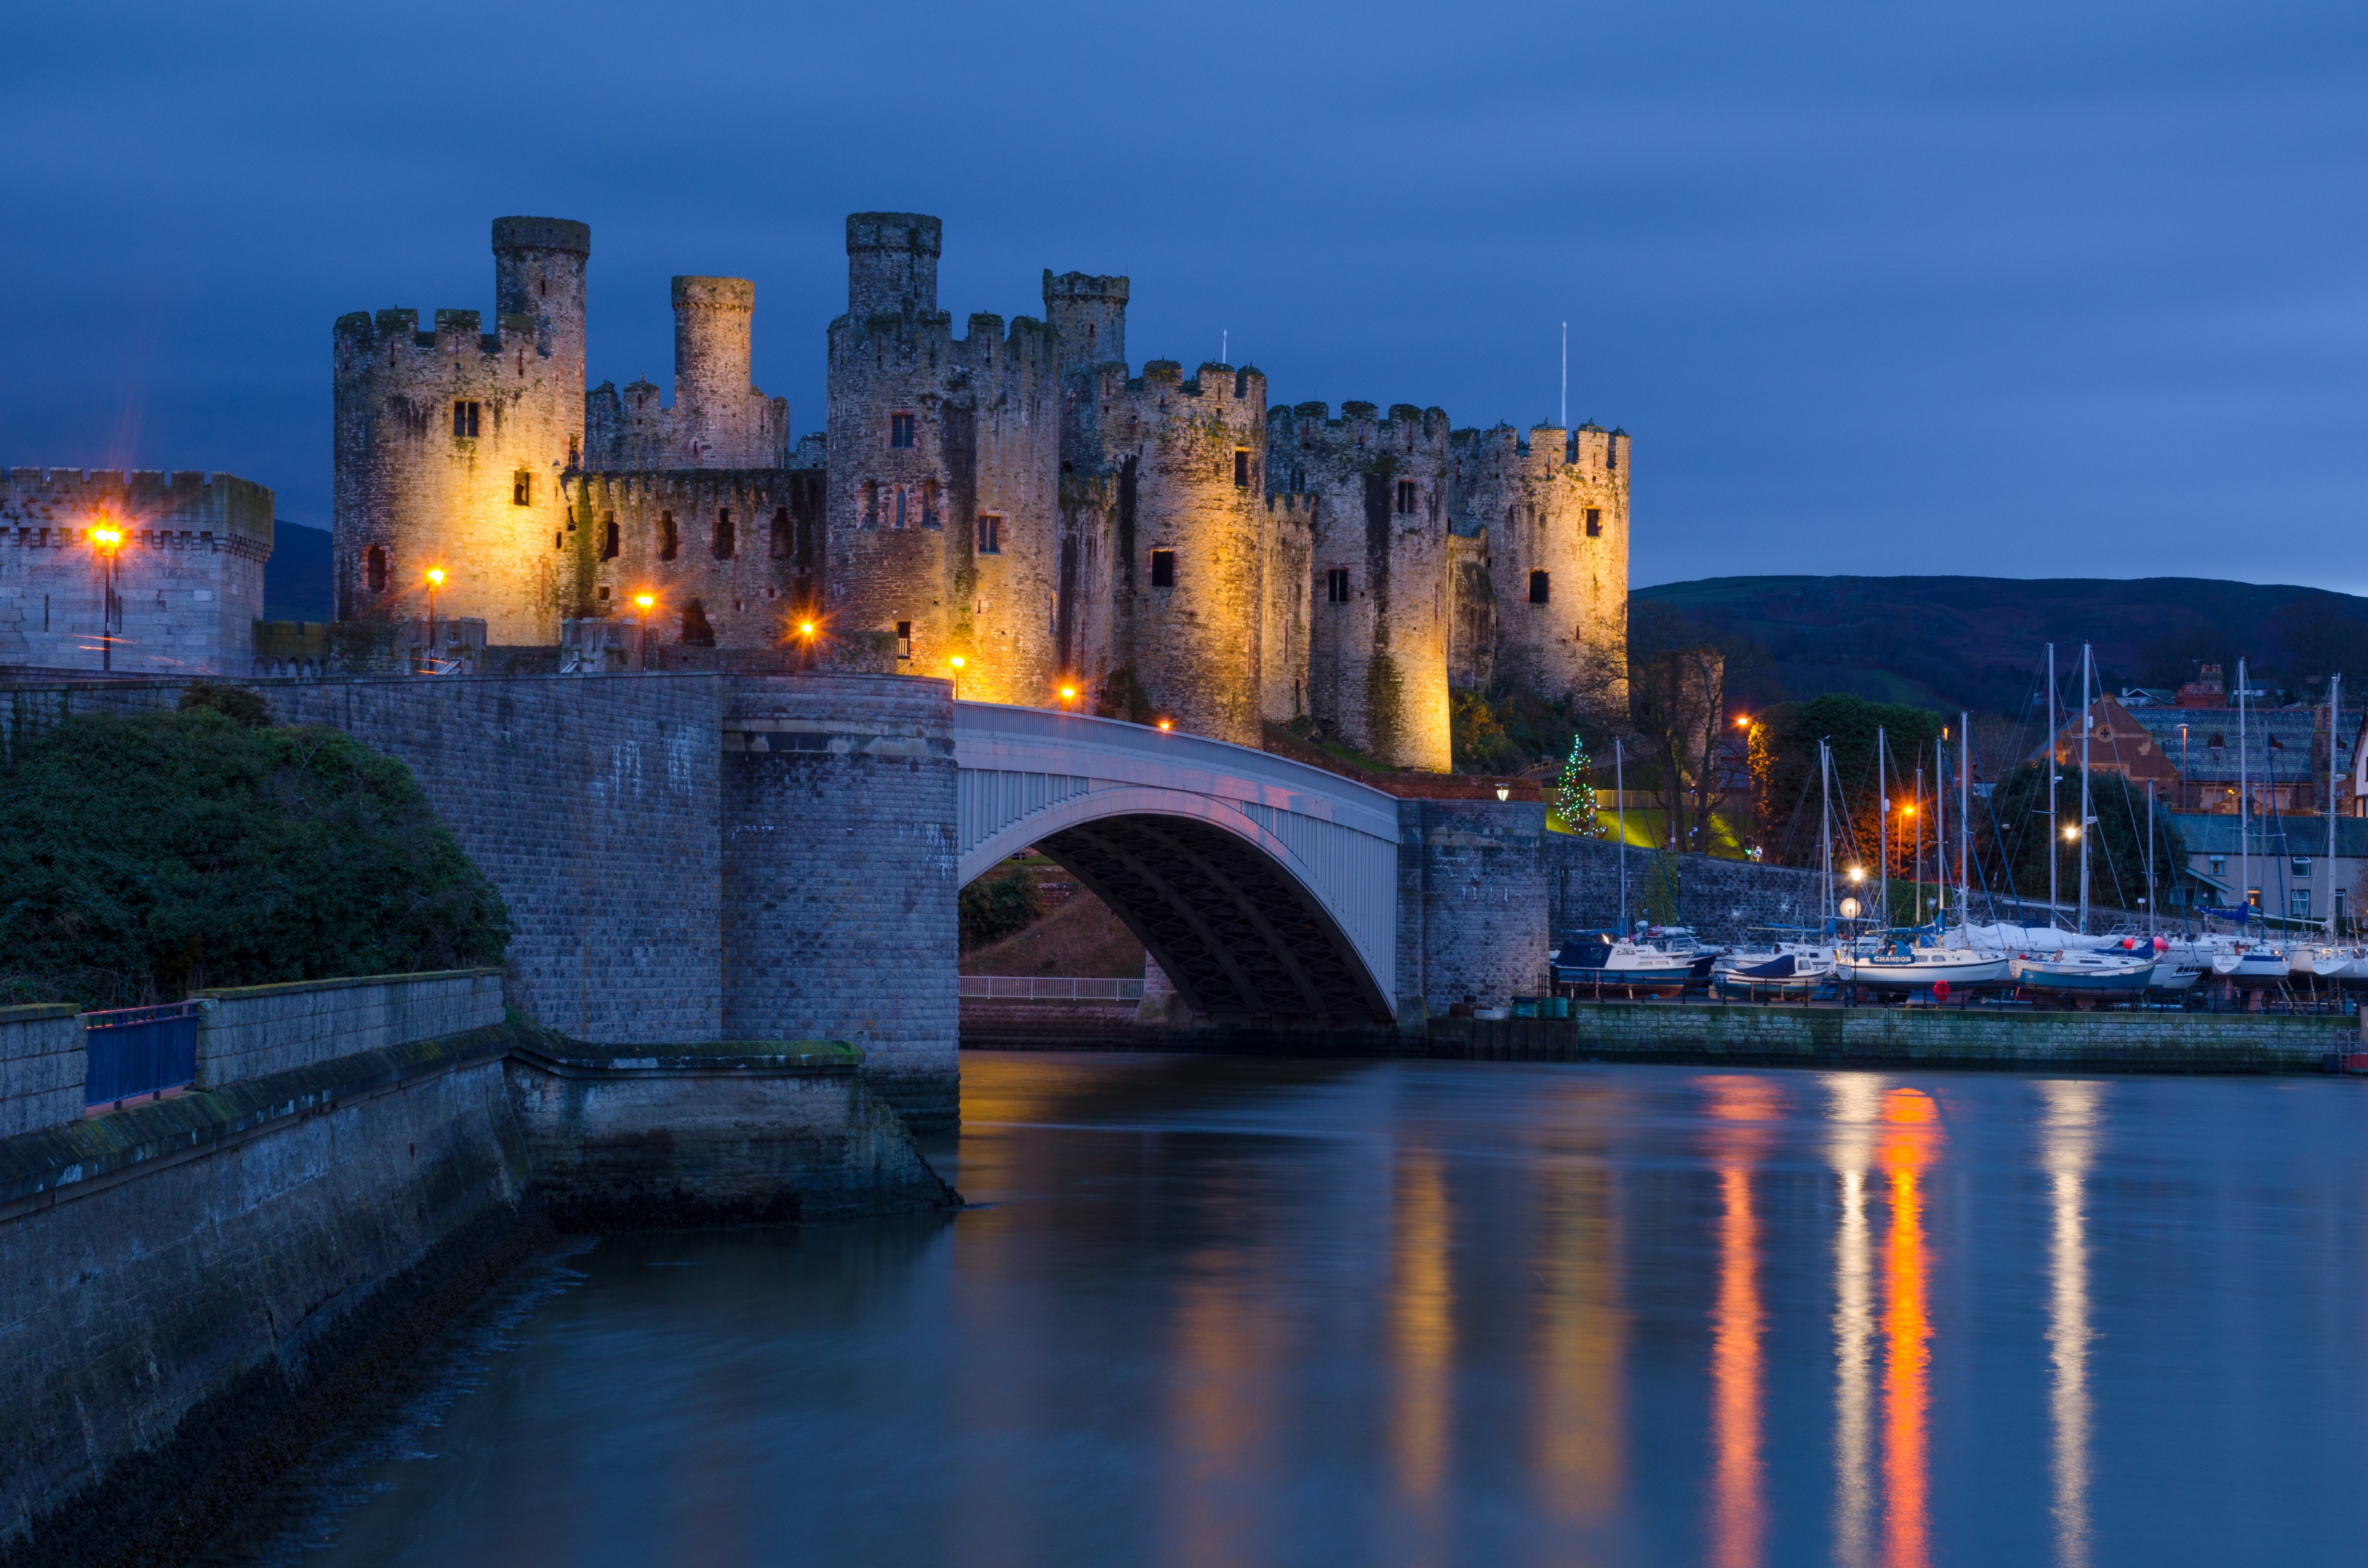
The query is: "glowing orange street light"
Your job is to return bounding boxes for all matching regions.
[1059,684,1077,707]
[1156,717,1173,732]
[633,592,656,671]
[798,620,815,638]
[422,567,447,673]
[949,655,965,700]
[1735,714,1750,728]
[91,520,124,672]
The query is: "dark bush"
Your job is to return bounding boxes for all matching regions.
[0,708,512,1007]
[178,681,274,728]
[960,869,1043,951]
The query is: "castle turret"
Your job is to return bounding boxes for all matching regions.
[1098,361,1271,747]
[1043,271,1128,372]
[1268,399,1453,770]
[825,215,1061,706]
[1449,420,1629,712]
[332,216,588,642]
[846,213,941,318]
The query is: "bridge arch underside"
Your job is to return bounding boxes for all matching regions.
[1031,812,1393,1027]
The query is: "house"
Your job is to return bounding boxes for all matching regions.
[2058,696,2361,816]
[2166,810,2368,928]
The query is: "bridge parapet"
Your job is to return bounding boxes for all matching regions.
[952,701,1401,1021]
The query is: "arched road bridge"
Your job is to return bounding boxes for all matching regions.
[953,702,1402,1025]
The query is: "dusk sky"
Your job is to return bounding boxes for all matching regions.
[5,0,2362,589]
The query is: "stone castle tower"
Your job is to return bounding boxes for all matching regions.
[331,212,1631,760]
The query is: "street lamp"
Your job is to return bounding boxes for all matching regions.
[1156,717,1173,732]
[424,567,446,673]
[1495,783,1512,802]
[90,520,123,672]
[634,593,655,671]
[1059,684,1077,709]
[949,655,964,700]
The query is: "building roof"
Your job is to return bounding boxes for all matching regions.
[2116,705,2360,787]
[2165,810,2368,858]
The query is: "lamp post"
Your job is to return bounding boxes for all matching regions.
[949,655,964,701]
[634,593,655,671]
[424,567,445,673]
[1059,684,1077,710]
[90,521,123,673]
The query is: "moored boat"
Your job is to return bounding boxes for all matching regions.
[1552,932,1695,999]
[2010,949,2158,998]
[2211,945,2291,989]
[1836,941,2011,995]
[1713,951,1833,1001]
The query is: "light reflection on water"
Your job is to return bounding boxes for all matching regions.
[268,1055,2368,1567]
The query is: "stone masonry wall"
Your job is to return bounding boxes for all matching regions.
[0,469,271,675]
[1449,423,1628,708]
[333,218,587,643]
[1267,401,1452,769]
[1544,831,1825,943]
[0,1006,82,1140]
[1396,798,1552,1021]
[718,674,959,1128]
[195,969,506,1088]
[567,466,821,649]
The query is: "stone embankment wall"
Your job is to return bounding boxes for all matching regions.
[0,1006,83,1139]
[196,969,505,1085]
[1546,833,1825,943]
[1398,799,1551,1020]
[0,977,952,1563]
[1430,1005,2355,1072]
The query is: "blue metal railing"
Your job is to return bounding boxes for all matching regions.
[84,1001,202,1109]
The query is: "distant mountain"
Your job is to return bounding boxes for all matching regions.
[265,522,333,623]
[1632,576,2368,717]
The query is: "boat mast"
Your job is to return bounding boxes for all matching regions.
[2330,673,2342,937]
[2238,657,2250,928]
[1937,727,1949,932]
[1616,737,1628,934]
[1877,727,1888,928]
[2079,641,2093,936]
[1914,761,1926,924]
[1820,738,1835,924]
[2146,780,2157,938]
[2047,642,2059,927]
[1960,710,1973,931]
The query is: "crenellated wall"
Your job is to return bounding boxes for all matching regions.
[0,468,271,674]
[1267,401,1453,769]
[332,217,588,644]
[1449,420,1629,710]
[563,466,823,649]
[583,276,789,472]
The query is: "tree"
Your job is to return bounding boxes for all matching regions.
[1747,693,1946,872]
[1628,602,1729,856]
[1553,733,1606,837]
[1973,761,2183,915]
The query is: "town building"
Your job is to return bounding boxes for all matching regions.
[329,214,1634,765]
[2059,696,2361,816]
[2166,811,2368,927]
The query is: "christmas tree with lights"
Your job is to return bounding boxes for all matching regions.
[1554,734,1605,837]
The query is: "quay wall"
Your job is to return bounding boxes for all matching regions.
[0,1007,82,1140]
[0,975,954,1564]
[1428,1004,2356,1072]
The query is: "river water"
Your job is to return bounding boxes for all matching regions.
[256,1053,2368,1567]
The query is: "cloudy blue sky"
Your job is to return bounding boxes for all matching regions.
[4,0,2362,588]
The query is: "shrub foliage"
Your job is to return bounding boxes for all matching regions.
[0,707,512,1007]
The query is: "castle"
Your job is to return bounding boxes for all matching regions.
[333,214,1630,766]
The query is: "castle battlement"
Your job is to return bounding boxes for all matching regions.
[1272,400,1452,448]
[334,308,545,360]
[1,467,273,547]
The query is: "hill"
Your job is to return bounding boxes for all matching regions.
[264,521,334,622]
[1632,575,2368,716]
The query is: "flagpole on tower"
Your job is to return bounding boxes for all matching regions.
[1560,321,1568,428]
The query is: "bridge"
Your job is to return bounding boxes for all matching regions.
[953,702,1402,1024]
[1,670,1550,1129]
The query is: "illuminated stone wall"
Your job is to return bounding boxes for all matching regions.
[0,468,270,674]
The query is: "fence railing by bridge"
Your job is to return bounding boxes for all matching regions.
[959,976,1146,1003]
[83,1001,201,1110]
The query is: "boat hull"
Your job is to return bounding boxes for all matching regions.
[2009,956,2156,995]
[1837,955,2012,992]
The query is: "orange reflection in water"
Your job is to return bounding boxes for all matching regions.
[1533,1163,1625,1525]
[1878,1086,1942,1568]
[1701,1075,1784,1568]
[1164,1248,1277,1568]
[1392,1155,1455,1556]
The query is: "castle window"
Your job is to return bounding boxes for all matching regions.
[771,508,791,559]
[896,620,913,660]
[977,513,1003,554]
[922,479,940,528]
[1327,567,1351,604]
[512,470,532,507]
[452,400,480,439]
[366,547,388,593]
[1233,450,1250,489]
[1607,438,1620,471]
[714,508,735,560]
[1150,549,1176,589]
[567,434,580,468]
[890,412,916,450]
[598,585,610,600]
[1529,570,1551,604]
[599,512,618,560]
[658,510,678,562]
[894,485,909,529]
[864,480,879,527]
[1586,508,1602,537]
[1396,479,1417,515]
